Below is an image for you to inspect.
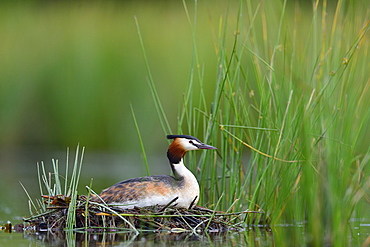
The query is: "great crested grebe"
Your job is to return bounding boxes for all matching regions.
[93,135,216,209]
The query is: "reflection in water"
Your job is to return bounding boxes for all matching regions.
[21,227,274,246]
[7,222,370,246]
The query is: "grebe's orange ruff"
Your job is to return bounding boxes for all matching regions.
[93,135,216,209]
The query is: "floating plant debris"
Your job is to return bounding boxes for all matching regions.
[23,195,260,233]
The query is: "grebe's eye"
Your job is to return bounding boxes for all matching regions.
[189,140,194,144]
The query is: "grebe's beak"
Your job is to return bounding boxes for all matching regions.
[197,143,217,150]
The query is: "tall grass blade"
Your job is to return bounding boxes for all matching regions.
[134,16,172,135]
[130,103,150,175]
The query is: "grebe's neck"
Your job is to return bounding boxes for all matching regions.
[168,153,200,209]
[170,158,194,180]
[167,141,190,180]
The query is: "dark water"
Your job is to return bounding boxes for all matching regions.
[1,222,369,246]
[1,227,273,246]
[0,148,369,246]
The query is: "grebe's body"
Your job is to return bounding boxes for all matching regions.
[93,135,216,209]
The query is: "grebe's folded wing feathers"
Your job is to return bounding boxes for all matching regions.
[95,175,178,205]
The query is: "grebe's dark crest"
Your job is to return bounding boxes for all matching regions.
[92,135,216,209]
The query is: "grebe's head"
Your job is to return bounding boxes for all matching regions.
[167,135,217,151]
[166,135,216,164]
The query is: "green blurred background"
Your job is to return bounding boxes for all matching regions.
[0,1,222,152]
[1,0,359,151]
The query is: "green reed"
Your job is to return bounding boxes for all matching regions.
[141,0,369,245]
[23,146,85,230]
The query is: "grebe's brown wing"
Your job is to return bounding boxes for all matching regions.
[92,175,177,205]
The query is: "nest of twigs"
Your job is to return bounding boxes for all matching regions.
[23,195,260,233]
